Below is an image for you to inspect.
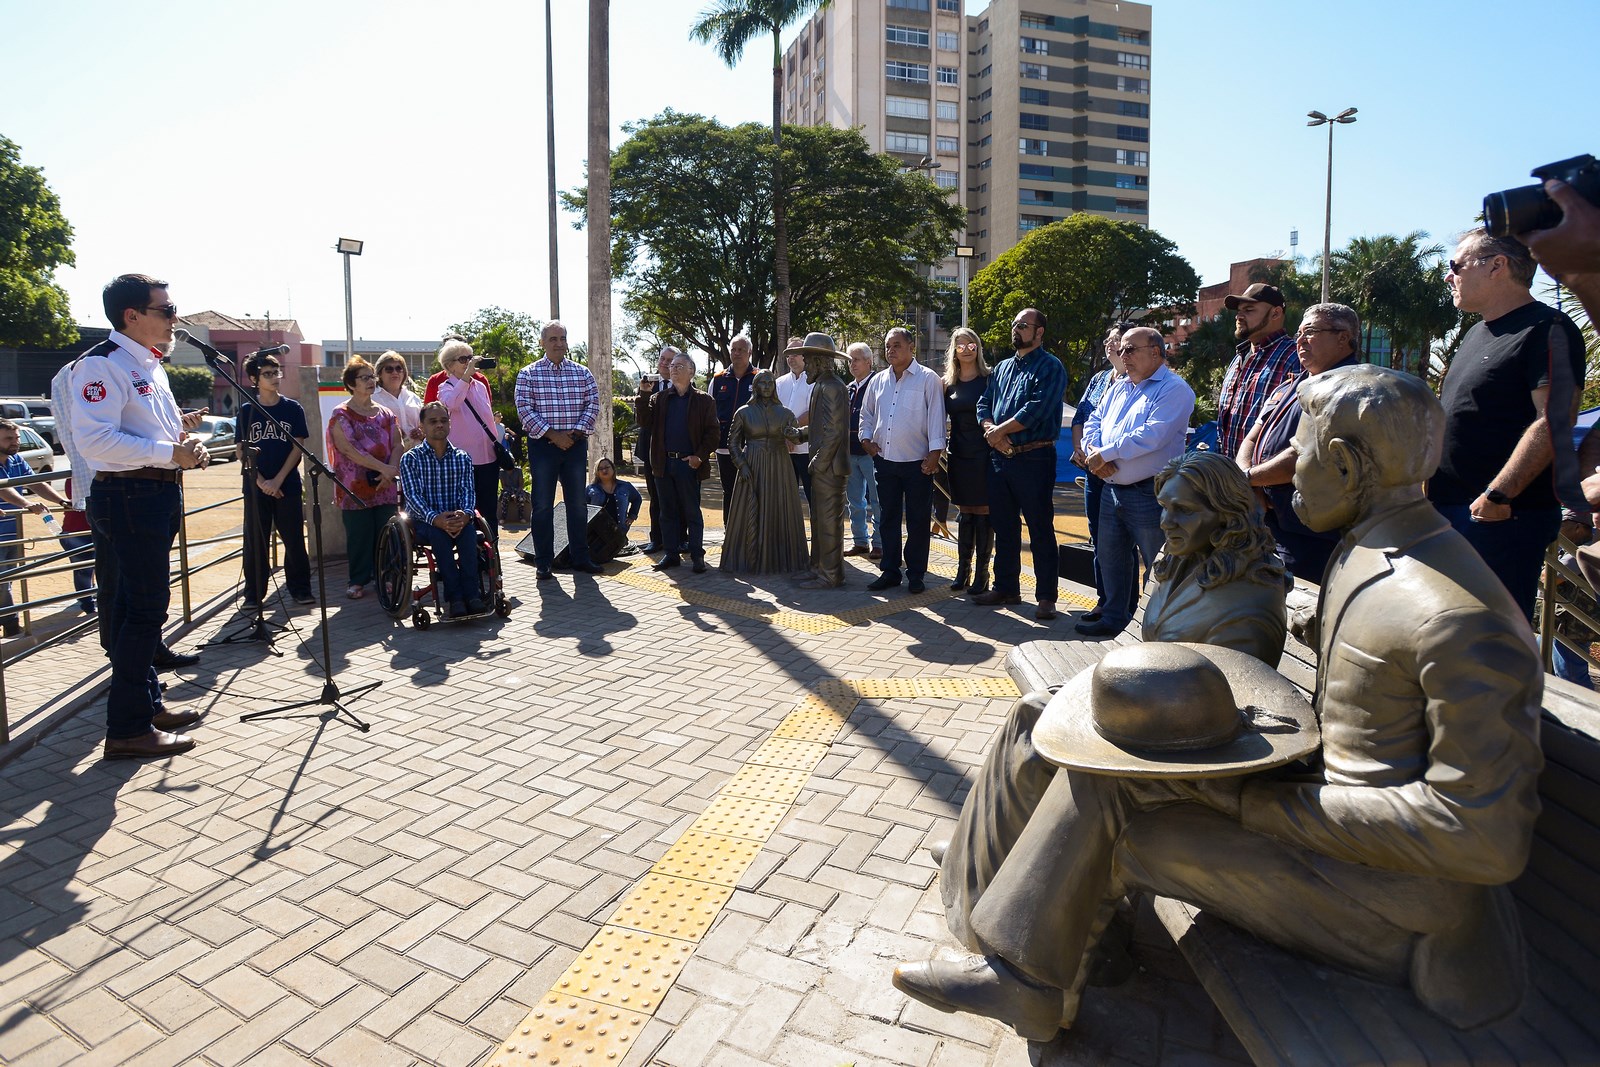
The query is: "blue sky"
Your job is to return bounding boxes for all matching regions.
[2,0,1595,355]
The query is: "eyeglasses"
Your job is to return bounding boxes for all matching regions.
[450,355,474,365]
[258,369,283,378]
[381,365,406,373]
[141,303,178,319]
[1447,256,1491,275]
[354,375,377,383]
[1296,326,1343,340]
[1013,321,1041,331]
[1118,343,1157,355]
[956,342,979,350]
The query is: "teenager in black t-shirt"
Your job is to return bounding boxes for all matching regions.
[238,353,314,607]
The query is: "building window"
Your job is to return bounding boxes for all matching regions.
[937,0,959,10]
[1019,137,1049,156]
[937,101,958,120]
[1019,15,1048,29]
[1115,52,1150,70]
[1020,87,1048,105]
[978,133,992,147]
[937,30,959,50]
[1019,62,1047,81]
[1117,28,1148,44]
[1114,199,1146,214]
[1115,148,1149,167]
[978,158,991,170]
[1117,100,1150,118]
[1114,173,1148,189]
[1019,188,1053,204]
[936,135,959,153]
[1019,163,1053,178]
[886,60,930,83]
[1019,214,1049,232]
[1116,75,1150,94]
[886,95,930,119]
[887,0,930,9]
[1115,124,1148,142]
[886,24,930,47]
[935,171,959,188]
[1019,112,1049,130]
[886,132,930,154]
[1019,36,1049,54]
[978,110,992,125]
[937,65,959,85]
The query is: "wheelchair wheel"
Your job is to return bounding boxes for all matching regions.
[494,594,511,618]
[376,514,416,620]
[412,609,431,630]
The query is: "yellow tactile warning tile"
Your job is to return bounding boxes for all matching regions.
[486,675,1024,1067]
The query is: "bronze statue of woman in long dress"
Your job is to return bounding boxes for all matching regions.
[721,370,809,574]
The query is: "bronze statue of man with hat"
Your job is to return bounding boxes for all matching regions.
[791,331,851,588]
[894,365,1545,1041]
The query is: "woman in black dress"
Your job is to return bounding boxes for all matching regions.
[943,326,993,593]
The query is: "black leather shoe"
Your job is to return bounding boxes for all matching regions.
[103,730,196,760]
[867,573,902,591]
[691,558,708,574]
[652,556,682,571]
[152,648,200,669]
[1035,601,1057,621]
[573,562,604,574]
[1073,618,1124,638]
[151,709,202,731]
[536,568,554,580]
[1080,608,1104,624]
[640,541,660,553]
[907,577,926,594]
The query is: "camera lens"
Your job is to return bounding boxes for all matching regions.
[1484,182,1562,238]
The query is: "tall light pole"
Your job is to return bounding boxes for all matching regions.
[335,238,363,366]
[1307,107,1356,303]
[955,244,975,326]
[545,0,560,318]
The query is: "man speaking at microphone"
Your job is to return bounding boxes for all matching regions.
[70,274,210,760]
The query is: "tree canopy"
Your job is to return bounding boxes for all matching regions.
[567,111,965,368]
[0,135,77,348]
[966,214,1200,395]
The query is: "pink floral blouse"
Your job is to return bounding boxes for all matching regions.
[327,404,399,510]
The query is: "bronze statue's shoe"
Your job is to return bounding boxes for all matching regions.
[927,839,949,865]
[892,955,1063,1042]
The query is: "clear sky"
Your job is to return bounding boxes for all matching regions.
[3,0,1596,357]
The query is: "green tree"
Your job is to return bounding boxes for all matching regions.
[569,112,963,369]
[690,0,831,359]
[0,135,77,347]
[1171,312,1236,425]
[966,214,1201,397]
[450,306,543,411]
[166,366,215,406]
[1329,232,1457,380]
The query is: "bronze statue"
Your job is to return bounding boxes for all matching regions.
[721,371,808,574]
[793,333,850,589]
[894,364,1544,1040]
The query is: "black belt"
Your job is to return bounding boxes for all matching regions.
[1113,476,1155,490]
[95,467,180,483]
[665,451,694,460]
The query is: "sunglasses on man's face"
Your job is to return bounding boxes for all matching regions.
[142,303,179,319]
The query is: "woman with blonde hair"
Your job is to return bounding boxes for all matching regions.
[435,336,504,545]
[326,356,401,599]
[942,326,994,593]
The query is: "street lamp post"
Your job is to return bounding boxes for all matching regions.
[955,244,975,326]
[335,238,363,365]
[1306,108,1357,303]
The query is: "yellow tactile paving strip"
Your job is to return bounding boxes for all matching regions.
[484,675,1022,1067]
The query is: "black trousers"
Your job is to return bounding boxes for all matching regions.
[473,462,500,544]
[874,458,934,580]
[244,480,312,601]
[791,453,812,503]
[659,459,704,559]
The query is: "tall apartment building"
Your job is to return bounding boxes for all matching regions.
[783,0,1152,343]
[967,0,1151,266]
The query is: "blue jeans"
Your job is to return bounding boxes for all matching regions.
[88,477,180,740]
[847,453,881,550]
[413,519,482,604]
[1433,504,1560,622]
[1098,480,1165,630]
[874,458,933,580]
[987,447,1058,602]
[62,532,96,612]
[529,437,592,568]
[659,459,704,559]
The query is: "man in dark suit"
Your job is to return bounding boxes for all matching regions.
[643,354,719,574]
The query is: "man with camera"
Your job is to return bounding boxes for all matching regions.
[1427,228,1585,621]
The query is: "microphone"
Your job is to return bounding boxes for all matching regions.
[173,328,232,368]
[253,344,291,358]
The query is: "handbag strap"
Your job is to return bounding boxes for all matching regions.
[458,384,505,450]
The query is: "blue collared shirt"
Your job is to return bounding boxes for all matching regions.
[399,441,476,526]
[1083,362,1195,484]
[977,347,1067,445]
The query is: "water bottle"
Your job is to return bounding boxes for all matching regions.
[40,512,60,535]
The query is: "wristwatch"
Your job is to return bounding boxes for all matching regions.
[1484,486,1511,506]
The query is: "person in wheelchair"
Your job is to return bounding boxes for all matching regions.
[399,402,485,618]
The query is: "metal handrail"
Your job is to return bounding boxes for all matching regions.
[1540,534,1600,678]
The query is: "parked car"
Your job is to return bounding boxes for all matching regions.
[11,425,55,476]
[0,398,57,452]
[192,416,237,462]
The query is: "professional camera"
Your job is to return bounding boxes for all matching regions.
[1484,153,1600,238]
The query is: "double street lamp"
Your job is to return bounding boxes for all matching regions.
[1307,107,1357,303]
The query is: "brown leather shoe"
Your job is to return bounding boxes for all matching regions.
[103,730,196,760]
[1034,601,1057,621]
[971,590,1023,606]
[844,545,870,557]
[151,709,202,731]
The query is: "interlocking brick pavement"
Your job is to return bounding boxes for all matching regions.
[0,510,1241,1066]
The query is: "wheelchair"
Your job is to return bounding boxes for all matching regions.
[376,509,511,629]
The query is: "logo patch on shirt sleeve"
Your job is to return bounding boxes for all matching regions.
[82,381,108,403]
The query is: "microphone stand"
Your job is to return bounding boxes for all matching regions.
[185,335,376,732]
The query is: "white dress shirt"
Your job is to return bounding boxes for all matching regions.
[50,360,92,508]
[68,331,184,472]
[775,371,813,455]
[858,360,947,463]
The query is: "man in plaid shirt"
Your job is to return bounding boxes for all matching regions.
[515,321,602,579]
[400,402,483,617]
[1217,283,1301,460]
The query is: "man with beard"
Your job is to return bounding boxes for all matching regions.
[70,274,211,759]
[711,334,758,504]
[1215,283,1300,461]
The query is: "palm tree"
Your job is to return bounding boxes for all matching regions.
[1329,232,1454,378]
[690,0,830,366]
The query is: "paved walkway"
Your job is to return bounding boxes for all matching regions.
[0,517,1245,1066]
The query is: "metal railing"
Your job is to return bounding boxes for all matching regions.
[0,467,245,742]
[1540,534,1600,679]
